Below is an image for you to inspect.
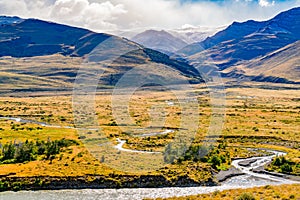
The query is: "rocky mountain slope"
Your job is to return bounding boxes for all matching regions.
[0,17,202,94]
[180,7,300,70]
[223,40,300,83]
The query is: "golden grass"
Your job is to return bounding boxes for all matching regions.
[0,82,299,180]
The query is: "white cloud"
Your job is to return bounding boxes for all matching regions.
[258,0,275,7]
[0,0,299,32]
[181,24,198,29]
[0,0,28,16]
[50,0,127,30]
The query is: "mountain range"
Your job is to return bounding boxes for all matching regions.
[129,27,221,54]
[0,6,299,89]
[169,26,223,44]
[223,40,300,83]
[0,16,198,77]
[180,7,300,72]
[131,30,188,54]
[0,17,202,93]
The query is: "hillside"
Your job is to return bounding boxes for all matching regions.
[0,17,112,57]
[0,17,202,94]
[130,27,221,55]
[180,7,300,70]
[223,41,300,83]
[178,20,266,56]
[131,30,188,54]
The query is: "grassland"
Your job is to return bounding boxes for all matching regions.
[0,81,300,175]
[0,74,299,191]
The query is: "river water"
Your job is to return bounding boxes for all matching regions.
[0,176,293,200]
[0,117,299,200]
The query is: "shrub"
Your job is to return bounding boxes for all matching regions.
[237,193,256,200]
[281,163,293,173]
[0,139,78,164]
[2,142,16,160]
[15,140,36,163]
[273,157,282,166]
[209,155,222,169]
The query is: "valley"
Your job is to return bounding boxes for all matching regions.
[0,5,299,200]
[0,81,299,193]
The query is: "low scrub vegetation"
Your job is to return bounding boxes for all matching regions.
[0,138,79,164]
[237,193,256,200]
[0,83,299,191]
[164,142,231,171]
[268,156,300,175]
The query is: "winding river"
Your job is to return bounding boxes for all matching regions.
[0,117,299,200]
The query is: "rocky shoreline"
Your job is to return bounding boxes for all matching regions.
[1,149,299,193]
[216,167,245,182]
[253,167,300,182]
[0,174,217,192]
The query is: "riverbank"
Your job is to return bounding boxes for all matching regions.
[146,184,300,200]
[0,176,299,200]
[0,174,216,192]
[1,149,299,193]
[0,115,299,195]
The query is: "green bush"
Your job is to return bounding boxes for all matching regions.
[0,139,78,164]
[209,155,222,169]
[271,156,295,174]
[281,163,293,173]
[237,193,256,200]
[164,143,231,170]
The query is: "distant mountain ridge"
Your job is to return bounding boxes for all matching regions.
[131,30,188,54]
[180,7,300,70]
[130,27,221,55]
[0,16,23,25]
[0,7,299,86]
[169,26,223,44]
[178,20,267,56]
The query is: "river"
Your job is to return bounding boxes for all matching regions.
[0,117,299,200]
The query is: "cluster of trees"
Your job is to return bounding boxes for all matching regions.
[272,156,294,173]
[164,142,231,170]
[0,139,78,164]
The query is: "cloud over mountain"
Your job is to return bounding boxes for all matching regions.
[0,0,299,32]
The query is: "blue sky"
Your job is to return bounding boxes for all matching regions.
[0,0,299,32]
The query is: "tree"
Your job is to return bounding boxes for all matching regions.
[36,140,46,155]
[273,157,281,166]
[209,155,221,169]
[281,163,293,173]
[15,141,36,163]
[2,142,15,160]
[45,141,59,159]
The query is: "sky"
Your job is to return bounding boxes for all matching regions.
[0,0,299,33]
